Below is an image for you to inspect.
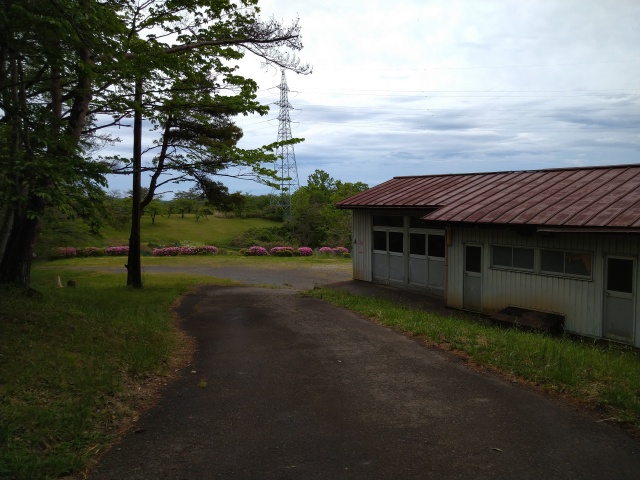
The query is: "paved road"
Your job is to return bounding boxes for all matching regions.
[90,285,639,479]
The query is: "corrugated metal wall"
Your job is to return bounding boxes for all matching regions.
[448,227,640,346]
[352,210,372,281]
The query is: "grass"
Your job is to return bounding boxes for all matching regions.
[306,288,640,429]
[0,268,234,480]
[101,214,282,247]
[37,214,282,256]
[39,252,352,270]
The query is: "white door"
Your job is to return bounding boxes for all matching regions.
[603,256,635,343]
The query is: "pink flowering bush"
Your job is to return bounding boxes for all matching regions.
[298,247,313,256]
[54,247,77,258]
[152,245,218,256]
[270,246,295,256]
[248,246,269,256]
[318,246,350,256]
[192,245,218,255]
[105,246,129,256]
[152,247,181,256]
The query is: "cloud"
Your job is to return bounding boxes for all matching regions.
[96,0,640,197]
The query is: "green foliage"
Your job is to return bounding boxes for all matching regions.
[37,209,106,259]
[0,269,230,478]
[229,224,294,250]
[290,170,367,247]
[76,247,105,258]
[0,0,310,286]
[144,199,166,225]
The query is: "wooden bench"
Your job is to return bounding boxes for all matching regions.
[490,306,564,333]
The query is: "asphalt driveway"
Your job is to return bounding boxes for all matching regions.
[90,284,640,479]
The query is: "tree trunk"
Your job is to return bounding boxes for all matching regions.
[0,205,15,261]
[0,203,42,287]
[126,78,143,288]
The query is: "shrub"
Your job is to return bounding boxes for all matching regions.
[230,226,293,249]
[318,246,349,255]
[76,247,104,258]
[151,245,218,256]
[53,247,77,258]
[152,247,180,256]
[298,247,313,256]
[248,246,269,256]
[105,246,129,256]
[192,245,218,255]
[270,246,295,256]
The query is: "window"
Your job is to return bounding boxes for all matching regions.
[607,258,633,294]
[465,245,482,273]
[513,248,534,270]
[428,235,445,258]
[373,231,387,251]
[389,232,404,253]
[374,231,404,253]
[410,233,426,256]
[541,249,592,278]
[373,215,404,228]
[491,245,534,271]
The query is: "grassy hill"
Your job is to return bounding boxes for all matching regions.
[38,214,282,256]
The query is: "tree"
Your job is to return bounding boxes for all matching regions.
[104,0,310,287]
[0,0,122,286]
[144,198,165,225]
[291,170,367,247]
[0,0,309,288]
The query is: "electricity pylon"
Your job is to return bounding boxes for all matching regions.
[271,69,299,220]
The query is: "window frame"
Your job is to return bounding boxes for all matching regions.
[488,244,594,280]
[540,248,593,279]
[490,245,535,272]
[372,226,405,254]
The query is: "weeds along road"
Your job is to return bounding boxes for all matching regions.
[90,284,640,480]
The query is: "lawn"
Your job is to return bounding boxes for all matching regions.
[0,267,235,479]
[37,214,282,255]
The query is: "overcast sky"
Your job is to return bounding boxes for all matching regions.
[105,0,640,196]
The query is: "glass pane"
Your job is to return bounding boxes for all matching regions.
[541,249,564,273]
[607,258,633,293]
[410,233,426,256]
[492,246,512,267]
[565,252,592,277]
[428,235,445,258]
[373,231,387,251]
[409,216,426,228]
[465,245,482,273]
[513,247,534,270]
[373,215,404,227]
[388,232,404,253]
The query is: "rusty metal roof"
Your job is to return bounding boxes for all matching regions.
[336,164,640,231]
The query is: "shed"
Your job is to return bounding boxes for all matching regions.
[336,164,640,347]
